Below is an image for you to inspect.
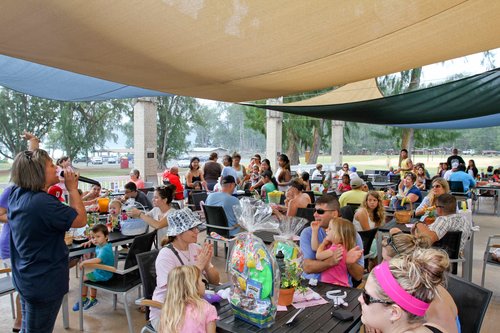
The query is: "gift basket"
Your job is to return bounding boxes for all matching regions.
[271,216,308,261]
[228,198,280,328]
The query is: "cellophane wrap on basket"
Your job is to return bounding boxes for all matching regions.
[271,216,308,262]
[229,198,280,328]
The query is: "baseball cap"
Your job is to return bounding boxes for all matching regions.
[350,177,365,189]
[350,166,357,172]
[451,162,459,169]
[221,175,236,185]
[48,185,65,202]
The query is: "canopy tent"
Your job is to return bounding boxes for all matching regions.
[0,0,499,102]
[247,68,500,129]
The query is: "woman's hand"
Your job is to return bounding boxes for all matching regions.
[196,242,214,271]
[127,208,142,219]
[64,169,79,192]
[311,221,320,233]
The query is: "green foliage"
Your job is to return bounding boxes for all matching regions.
[0,89,60,159]
[46,100,129,159]
[157,95,201,167]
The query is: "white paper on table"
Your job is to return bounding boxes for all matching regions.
[277,305,288,311]
[292,287,328,309]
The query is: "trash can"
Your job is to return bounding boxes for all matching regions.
[120,157,129,169]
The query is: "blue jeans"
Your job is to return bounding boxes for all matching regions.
[20,296,63,333]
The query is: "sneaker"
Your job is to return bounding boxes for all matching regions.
[73,298,89,311]
[83,298,99,310]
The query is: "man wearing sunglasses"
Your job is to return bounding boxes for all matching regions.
[300,195,364,285]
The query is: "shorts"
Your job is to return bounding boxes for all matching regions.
[86,271,109,282]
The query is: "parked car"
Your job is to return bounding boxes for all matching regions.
[73,156,89,163]
[91,156,103,165]
[107,157,117,164]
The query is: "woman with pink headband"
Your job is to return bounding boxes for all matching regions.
[359,248,449,333]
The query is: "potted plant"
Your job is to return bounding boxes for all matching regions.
[382,193,391,207]
[424,209,436,225]
[278,259,306,306]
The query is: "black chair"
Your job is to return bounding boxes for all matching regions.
[346,203,360,213]
[360,175,369,181]
[425,178,433,190]
[433,231,462,274]
[191,191,208,211]
[203,205,238,258]
[446,274,492,333]
[389,175,401,183]
[449,180,467,196]
[481,234,500,287]
[303,191,315,204]
[79,231,157,333]
[366,181,374,191]
[296,207,315,222]
[171,201,181,210]
[136,249,160,333]
[358,228,378,269]
[340,205,355,222]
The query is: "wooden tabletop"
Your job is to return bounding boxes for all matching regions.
[216,283,362,333]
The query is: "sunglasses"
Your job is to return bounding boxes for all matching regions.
[314,208,336,215]
[385,232,402,255]
[188,225,201,232]
[362,290,393,306]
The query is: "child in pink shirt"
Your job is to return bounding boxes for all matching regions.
[159,265,218,333]
[311,218,357,287]
[337,174,352,193]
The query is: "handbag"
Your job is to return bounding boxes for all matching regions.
[394,200,413,224]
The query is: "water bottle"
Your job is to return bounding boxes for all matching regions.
[276,250,286,275]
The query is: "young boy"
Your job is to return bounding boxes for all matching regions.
[73,224,114,311]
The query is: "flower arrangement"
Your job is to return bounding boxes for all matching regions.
[280,259,306,292]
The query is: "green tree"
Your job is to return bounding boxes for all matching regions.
[0,89,60,159]
[157,95,201,167]
[46,100,129,160]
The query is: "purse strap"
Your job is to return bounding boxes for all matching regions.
[166,243,185,265]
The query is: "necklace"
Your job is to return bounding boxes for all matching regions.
[176,246,191,264]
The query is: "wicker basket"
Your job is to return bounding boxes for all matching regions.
[394,201,413,224]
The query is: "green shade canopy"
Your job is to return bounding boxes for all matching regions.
[247,69,500,128]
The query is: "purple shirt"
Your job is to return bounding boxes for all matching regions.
[0,186,13,259]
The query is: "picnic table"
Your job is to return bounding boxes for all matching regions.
[216,283,362,333]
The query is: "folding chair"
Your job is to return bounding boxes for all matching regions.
[79,231,157,333]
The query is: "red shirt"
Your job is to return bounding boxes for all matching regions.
[162,171,184,200]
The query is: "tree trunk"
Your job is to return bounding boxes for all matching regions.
[286,130,300,165]
[308,119,324,164]
[399,68,421,161]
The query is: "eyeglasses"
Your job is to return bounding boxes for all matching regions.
[432,185,442,188]
[385,232,402,255]
[188,225,200,232]
[362,290,393,306]
[314,208,336,215]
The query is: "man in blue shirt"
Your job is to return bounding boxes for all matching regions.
[449,164,476,192]
[205,176,240,236]
[300,195,364,286]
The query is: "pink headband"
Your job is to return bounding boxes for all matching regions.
[373,262,430,317]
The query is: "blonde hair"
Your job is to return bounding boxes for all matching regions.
[10,149,53,191]
[428,177,450,206]
[328,218,356,251]
[159,265,205,333]
[373,248,449,324]
[381,232,431,258]
[109,199,122,210]
[361,191,386,226]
